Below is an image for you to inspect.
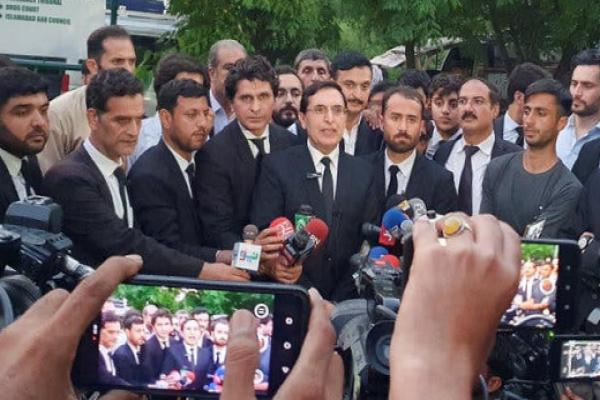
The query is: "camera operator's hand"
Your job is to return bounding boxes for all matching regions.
[221,288,343,400]
[0,255,143,400]
[561,386,586,400]
[390,214,521,400]
[199,262,250,281]
[254,228,284,263]
[216,249,234,264]
[260,257,303,284]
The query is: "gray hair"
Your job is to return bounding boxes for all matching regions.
[208,39,247,69]
[293,48,330,70]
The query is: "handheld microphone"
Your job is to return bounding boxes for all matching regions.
[408,198,427,220]
[382,208,413,240]
[232,224,262,271]
[294,204,314,232]
[368,246,389,260]
[380,254,401,269]
[385,193,414,219]
[269,217,295,241]
[279,218,329,267]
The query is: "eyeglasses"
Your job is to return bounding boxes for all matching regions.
[305,105,346,117]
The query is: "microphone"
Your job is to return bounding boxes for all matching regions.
[294,204,314,232]
[269,217,295,241]
[279,218,329,267]
[368,246,389,260]
[385,193,414,219]
[380,254,401,269]
[232,224,262,272]
[408,198,427,220]
[381,208,413,240]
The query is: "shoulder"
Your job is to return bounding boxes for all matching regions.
[417,155,453,179]
[202,122,239,153]
[495,138,522,154]
[360,149,383,165]
[129,144,165,178]
[49,85,86,113]
[556,162,583,190]
[488,151,520,172]
[342,152,374,174]
[263,144,305,167]
[44,150,89,182]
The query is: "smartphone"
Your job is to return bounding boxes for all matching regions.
[499,239,579,332]
[550,336,600,381]
[72,276,310,398]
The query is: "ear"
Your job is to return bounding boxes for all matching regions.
[87,109,99,131]
[487,376,502,394]
[491,102,500,119]
[514,90,525,105]
[158,109,172,132]
[299,112,307,130]
[85,58,99,77]
[557,114,569,132]
[208,67,218,83]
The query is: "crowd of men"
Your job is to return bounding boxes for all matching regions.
[1,24,600,307]
[98,299,272,392]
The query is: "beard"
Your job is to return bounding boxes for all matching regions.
[272,106,298,128]
[572,100,600,117]
[386,134,418,154]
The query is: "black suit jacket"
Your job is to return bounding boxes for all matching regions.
[433,134,522,165]
[141,335,170,383]
[250,144,378,301]
[0,155,42,221]
[113,343,144,385]
[196,120,296,249]
[161,342,212,390]
[41,146,203,276]
[572,138,600,185]
[341,118,383,156]
[98,351,130,386]
[363,150,458,217]
[128,140,217,262]
[493,115,504,140]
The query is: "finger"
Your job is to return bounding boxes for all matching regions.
[99,390,143,400]
[51,255,142,343]
[498,220,521,272]
[470,214,503,255]
[221,310,259,400]
[435,212,475,242]
[11,288,69,324]
[324,352,344,400]
[261,244,283,253]
[411,218,438,250]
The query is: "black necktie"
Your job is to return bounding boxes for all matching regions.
[457,145,479,215]
[387,165,400,198]
[250,138,266,159]
[20,158,32,196]
[113,167,129,227]
[321,157,334,222]
[185,163,196,198]
[515,126,524,147]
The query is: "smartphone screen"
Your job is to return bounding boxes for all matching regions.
[559,340,600,379]
[73,277,309,398]
[500,241,560,328]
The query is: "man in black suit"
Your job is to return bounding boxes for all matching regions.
[161,318,213,390]
[98,311,129,386]
[434,78,522,215]
[113,313,146,385]
[273,65,306,141]
[251,81,378,301]
[364,86,458,217]
[42,69,247,281]
[0,67,48,220]
[141,309,173,383]
[128,79,231,265]
[493,63,550,146]
[331,52,383,156]
[572,137,600,184]
[196,55,297,249]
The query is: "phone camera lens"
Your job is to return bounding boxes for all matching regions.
[284,341,292,350]
[285,317,293,325]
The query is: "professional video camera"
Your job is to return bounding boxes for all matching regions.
[0,196,93,329]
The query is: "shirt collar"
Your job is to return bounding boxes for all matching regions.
[164,140,194,173]
[307,140,340,170]
[239,122,269,140]
[288,122,298,135]
[127,342,140,354]
[432,124,462,142]
[503,112,520,132]
[385,148,416,178]
[565,114,600,134]
[0,147,24,177]
[344,115,362,137]
[210,90,223,113]
[458,131,495,156]
[83,139,123,178]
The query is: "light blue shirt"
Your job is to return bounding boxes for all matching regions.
[556,115,600,170]
[211,90,231,135]
[129,113,162,169]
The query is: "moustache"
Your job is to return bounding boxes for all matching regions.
[461,112,477,120]
[281,104,299,114]
[348,99,364,106]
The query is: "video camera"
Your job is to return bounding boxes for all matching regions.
[0,196,93,329]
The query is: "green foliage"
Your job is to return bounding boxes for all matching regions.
[521,243,558,261]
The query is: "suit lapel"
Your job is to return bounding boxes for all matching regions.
[491,139,504,159]
[372,150,386,203]
[0,156,18,206]
[299,146,327,220]
[268,124,286,151]
[77,146,114,206]
[232,122,257,179]
[335,152,353,213]
[404,154,423,196]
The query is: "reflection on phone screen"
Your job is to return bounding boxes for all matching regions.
[95,284,274,394]
[560,340,600,379]
[500,242,559,328]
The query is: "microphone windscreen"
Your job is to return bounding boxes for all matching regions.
[381,254,401,268]
[304,218,329,249]
[384,193,408,211]
[242,224,259,241]
[382,208,409,230]
[269,217,295,241]
[368,246,389,260]
[408,198,427,219]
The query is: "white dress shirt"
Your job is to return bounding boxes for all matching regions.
[287,122,298,135]
[99,345,116,375]
[184,344,198,365]
[129,112,162,168]
[240,123,271,157]
[556,114,600,170]
[128,342,141,365]
[343,117,361,156]
[164,142,196,197]
[0,147,33,200]
[211,90,232,135]
[83,139,134,227]
[502,112,521,144]
[307,140,340,198]
[425,122,462,159]
[445,133,496,215]
[384,149,416,195]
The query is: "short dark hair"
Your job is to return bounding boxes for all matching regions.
[369,80,395,102]
[276,65,303,88]
[330,51,371,79]
[157,79,210,113]
[151,309,173,326]
[86,68,144,112]
[461,78,501,106]
[571,48,600,70]
[224,55,278,101]
[382,85,425,118]
[0,55,16,68]
[180,317,200,332]
[123,313,144,330]
[101,311,120,329]
[397,69,431,95]
[211,317,229,332]
[191,307,209,318]
[507,63,551,103]
[524,78,572,117]
[300,81,347,113]
[294,49,330,71]
[208,39,246,69]
[153,53,208,96]
[87,25,131,61]
[428,73,464,98]
[0,67,48,110]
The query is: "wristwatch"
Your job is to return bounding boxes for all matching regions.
[578,233,595,251]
